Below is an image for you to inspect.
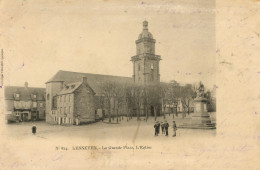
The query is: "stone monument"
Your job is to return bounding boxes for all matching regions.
[179,82,216,129]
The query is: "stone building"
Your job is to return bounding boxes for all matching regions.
[45,21,162,124]
[130,21,162,116]
[131,20,161,84]
[50,77,96,125]
[45,70,132,125]
[4,82,46,123]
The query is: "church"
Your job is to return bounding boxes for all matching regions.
[45,21,162,125]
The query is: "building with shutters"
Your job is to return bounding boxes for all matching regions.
[4,82,46,123]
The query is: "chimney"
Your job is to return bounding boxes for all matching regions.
[82,76,87,84]
[24,82,28,88]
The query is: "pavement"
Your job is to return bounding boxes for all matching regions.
[4,113,216,141]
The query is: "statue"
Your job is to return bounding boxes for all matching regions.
[195,82,205,98]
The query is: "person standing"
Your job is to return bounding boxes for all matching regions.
[172,121,177,137]
[161,121,165,134]
[164,121,169,136]
[157,121,160,135]
[154,122,158,136]
[32,125,37,135]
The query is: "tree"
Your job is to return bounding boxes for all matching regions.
[101,81,117,123]
[114,83,128,123]
[167,80,181,117]
[206,86,216,112]
[158,83,168,119]
[180,84,195,115]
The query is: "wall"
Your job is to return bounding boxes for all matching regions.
[45,82,63,123]
[56,93,74,125]
[74,84,95,123]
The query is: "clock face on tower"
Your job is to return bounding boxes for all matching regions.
[131,21,161,84]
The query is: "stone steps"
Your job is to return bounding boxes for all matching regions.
[178,123,216,129]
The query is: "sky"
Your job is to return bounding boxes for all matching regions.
[0,0,215,89]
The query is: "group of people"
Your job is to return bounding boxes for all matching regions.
[154,121,177,137]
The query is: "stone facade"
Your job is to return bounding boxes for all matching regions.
[4,82,46,123]
[47,77,96,125]
[46,81,64,123]
[131,21,161,84]
[74,81,95,124]
[45,21,163,123]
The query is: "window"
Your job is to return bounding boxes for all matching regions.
[69,95,71,102]
[33,102,37,108]
[64,107,66,114]
[60,96,62,102]
[52,96,57,109]
[40,103,43,107]
[138,63,140,71]
[60,107,62,114]
[63,95,65,102]
[69,106,72,114]
[47,94,50,100]
[33,94,37,98]
[151,63,154,70]
[15,93,20,98]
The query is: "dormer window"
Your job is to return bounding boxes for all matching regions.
[15,94,19,98]
[71,85,75,89]
[151,63,154,70]
[65,86,69,89]
[33,94,37,99]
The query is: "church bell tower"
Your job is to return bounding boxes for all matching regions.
[131,21,161,84]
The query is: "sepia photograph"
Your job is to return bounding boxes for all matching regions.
[0,0,259,169]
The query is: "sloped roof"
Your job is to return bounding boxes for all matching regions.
[58,82,82,95]
[46,70,133,94]
[4,86,45,101]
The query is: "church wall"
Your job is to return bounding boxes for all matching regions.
[45,82,63,123]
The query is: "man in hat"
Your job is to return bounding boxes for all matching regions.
[172,121,177,137]
[164,120,169,136]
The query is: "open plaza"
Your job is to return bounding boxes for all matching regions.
[5,113,216,141]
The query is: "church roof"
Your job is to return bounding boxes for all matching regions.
[138,20,154,39]
[46,70,133,95]
[57,82,82,95]
[4,86,45,101]
[138,31,153,39]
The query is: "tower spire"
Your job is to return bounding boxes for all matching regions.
[143,20,148,31]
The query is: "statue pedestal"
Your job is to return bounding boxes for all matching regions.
[179,97,216,129]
